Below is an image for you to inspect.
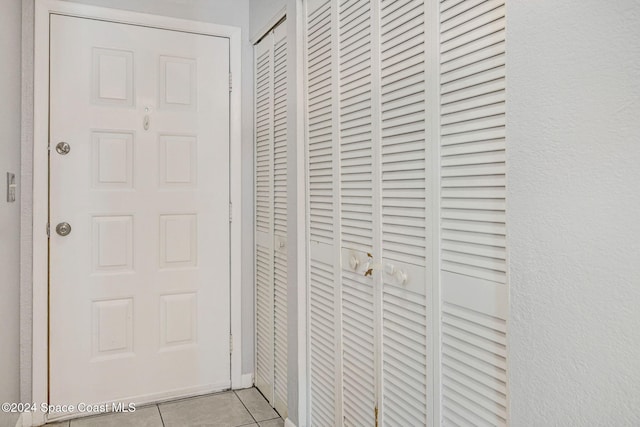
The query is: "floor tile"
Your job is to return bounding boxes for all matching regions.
[46,421,70,427]
[69,405,162,427]
[234,388,278,422]
[158,391,254,427]
[258,419,284,427]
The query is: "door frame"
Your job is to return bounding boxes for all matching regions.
[31,1,243,424]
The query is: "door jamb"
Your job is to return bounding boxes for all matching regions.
[32,1,243,425]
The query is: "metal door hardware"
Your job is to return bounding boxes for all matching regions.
[55,142,71,155]
[56,222,72,236]
[6,172,16,202]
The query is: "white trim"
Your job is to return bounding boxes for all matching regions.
[250,6,287,45]
[228,16,244,395]
[294,1,308,426]
[14,412,26,427]
[301,1,312,425]
[426,1,442,426]
[370,0,383,423]
[48,381,230,423]
[328,1,343,425]
[240,373,255,389]
[32,2,243,425]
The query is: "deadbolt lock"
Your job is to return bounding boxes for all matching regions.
[55,142,71,155]
[56,222,72,236]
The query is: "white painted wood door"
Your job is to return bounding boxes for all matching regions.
[305,0,431,425]
[49,14,231,410]
[304,0,511,426]
[254,20,288,418]
[438,1,509,425]
[255,23,276,407]
[305,1,341,426]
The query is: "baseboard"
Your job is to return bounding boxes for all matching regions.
[284,417,297,427]
[239,373,254,389]
[15,411,29,427]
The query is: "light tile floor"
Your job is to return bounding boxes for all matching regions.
[46,388,284,427]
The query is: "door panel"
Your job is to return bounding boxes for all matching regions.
[379,0,429,425]
[338,0,376,425]
[49,15,230,409]
[304,0,511,424]
[254,20,288,418]
[255,28,275,404]
[272,24,289,419]
[438,1,508,425]
[306,1,340,426]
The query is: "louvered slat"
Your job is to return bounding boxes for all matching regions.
[255,48,272,235]
[309,259,336,427]
[340,0,373,254]
[342,273,375,427]
[382,285,428,427]
[308,0,334,247]
[442,302,507,427]
[380,0,427,268]
[255,245,273,401]
[273,38,288,239]
[440,0,506,284]
[274,249,288,417]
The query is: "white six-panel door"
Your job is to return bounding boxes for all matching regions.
[49,15,231,412]
[255,20,289,419]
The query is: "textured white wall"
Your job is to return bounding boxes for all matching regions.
[249,0,286,41]
[0,0,23,426]
[506,1,640,424]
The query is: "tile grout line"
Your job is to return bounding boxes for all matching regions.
[156,404,166,427]
[233,390,259,426]
[234,389,283,426]
[248,387,283,424]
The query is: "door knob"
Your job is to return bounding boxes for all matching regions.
[55,142,71,155]
[56,222,72,236]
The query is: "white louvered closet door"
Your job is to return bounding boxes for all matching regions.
[438,1,508,426]
[254,20,288,417]
[306,0,341,426]
[304,0,509,425]
[255,28,274,405]
[305,0,431,425]
[338,0,377,425]
[379,0,430,426]
[272,22,289,419]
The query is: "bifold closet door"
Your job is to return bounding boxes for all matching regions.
[306,1,341,426]
[438,1,508,425]
[255,26,275,405]
[272,23,289,418]
[305,0,430,426]
[378,0,430,426]
[338,0,377,425]
[254,21,288,418]
[304,0,509,425]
